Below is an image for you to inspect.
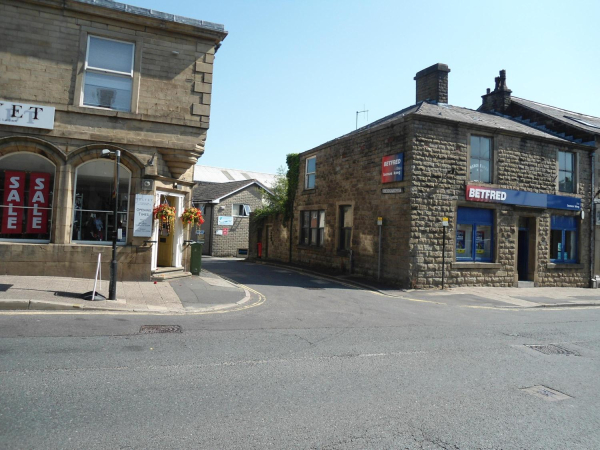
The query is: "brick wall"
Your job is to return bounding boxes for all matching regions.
[210,186,263,257]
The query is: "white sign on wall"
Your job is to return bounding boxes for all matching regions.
[0,100,55,130]
[218,216,234,226]
[133,194,154,237]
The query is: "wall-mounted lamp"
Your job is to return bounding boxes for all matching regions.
[147,153,156,166]
[173,182,179,189]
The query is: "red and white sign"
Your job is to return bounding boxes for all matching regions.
[222,228,229,236]
[2,171,25,234]
[26,172,50,234]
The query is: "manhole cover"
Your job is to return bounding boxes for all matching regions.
[525,344,579,356]
[521,385,572,401]
[139,325,182,334]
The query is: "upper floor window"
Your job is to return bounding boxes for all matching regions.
[470,136,492,183]
[0,153,55,243]
[233,204,251,217]
[558,151,575,193]
[305,156,316,189]
[83,36,135,112]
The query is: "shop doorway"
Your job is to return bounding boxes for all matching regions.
[151,193,184,271]
[517,217,535,283]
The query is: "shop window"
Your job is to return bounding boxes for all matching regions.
[550,216,578,263]
[300,210,325,246]
[0,153,55,243]
[72,160,130,244]
[339,205,352,250]
[233,204,251,217]
[469,136,492,183]
[305,156,316,189]
[456,207,493,262]
[82,36,135,112]
[558,151,575,193]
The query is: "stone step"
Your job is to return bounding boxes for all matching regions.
[151,270,191,282]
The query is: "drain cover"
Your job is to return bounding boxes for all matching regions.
[521,385,572,401]
[139,325,182,334]
[525,344,579,356]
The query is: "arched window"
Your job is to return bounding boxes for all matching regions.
[72,159,131,244]
[0,153,55,243]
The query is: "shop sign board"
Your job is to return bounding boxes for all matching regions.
[381,153,404,183]
[1,100,55,130]
[218,216,233,226]
[466,185,581,211]
[133,194,154,237]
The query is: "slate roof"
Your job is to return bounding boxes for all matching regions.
[192,180,267,203]
[305,101,574,154]
[511,97,600,135]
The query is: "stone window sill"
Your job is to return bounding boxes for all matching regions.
[546,263,584,270]
[452,262,502,270]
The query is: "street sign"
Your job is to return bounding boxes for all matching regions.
[377,217,383,226]
[442,217,449,227]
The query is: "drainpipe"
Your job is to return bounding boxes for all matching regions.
[591,149,596,285]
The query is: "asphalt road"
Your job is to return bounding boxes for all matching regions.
[1,259,599,449]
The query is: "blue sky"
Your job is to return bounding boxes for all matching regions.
[127,0,600,175]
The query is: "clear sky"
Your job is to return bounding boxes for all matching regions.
[126,0,600,175]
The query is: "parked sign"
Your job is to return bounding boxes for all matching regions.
[466,185,581,211]
[133,194,154,237]
[381,153,404,183]
[1,100,55,130]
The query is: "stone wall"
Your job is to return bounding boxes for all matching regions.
[0,242,153,281]
[410,116,591,288]
[0,0,223,180]
[249,213,291,263]
[260,113,591,289]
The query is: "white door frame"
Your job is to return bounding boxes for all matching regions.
[151,191,185,271]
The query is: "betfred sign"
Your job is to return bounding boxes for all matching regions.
[0,100,55,130]
[466,185,581,211]
[381,153,404,183]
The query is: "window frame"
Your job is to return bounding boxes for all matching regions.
[300,209,325,246]
[71,159,131,246]
[305,156,316,190]
[550,215,578,264]
[468,135,493,184]
[0,152,56,244]
[455,207,494,263]
[232,203,251,217]
[74,27,143,114]
[558,150,576,194]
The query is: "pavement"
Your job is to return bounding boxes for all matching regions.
[1,256,599,313]
[0,265,253,313]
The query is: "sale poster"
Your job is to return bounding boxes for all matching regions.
[1,171,25,234]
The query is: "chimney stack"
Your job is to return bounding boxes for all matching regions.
[414,63,451,104]
[480,70,512,113]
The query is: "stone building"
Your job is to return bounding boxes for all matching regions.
[0,0,226,280]
[250,64,593,288]
[192,180,270,257]
[477,74,600,278]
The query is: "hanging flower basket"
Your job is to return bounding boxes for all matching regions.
[181,207,205,227]
[153,203,176,234]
